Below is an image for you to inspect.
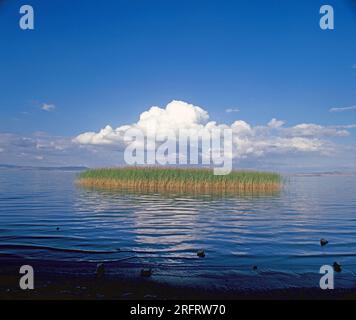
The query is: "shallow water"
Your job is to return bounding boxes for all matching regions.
[1,168,356,290]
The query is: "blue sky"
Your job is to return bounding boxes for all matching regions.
[0,0,355,171]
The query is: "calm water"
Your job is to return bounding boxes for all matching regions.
[1,168,356,289]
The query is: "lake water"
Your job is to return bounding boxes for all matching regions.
[1,168,356,290]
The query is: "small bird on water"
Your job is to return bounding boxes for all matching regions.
[95,263,105,278]
[320,238,328,246]
[333,262,342,273]
[140,268,152,277]
[197,250,205,258]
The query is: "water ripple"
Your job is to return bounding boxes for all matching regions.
[1,169,356,288]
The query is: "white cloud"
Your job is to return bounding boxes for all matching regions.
[268,118,285,128]
[329,105,356,112]
[0,132,119,167]
[332,124,356,129]
[1,101,355,170]
[284,123,349,138]
[74,100,209,145]
[74,100,354,159]
[139,100,209,130]
[225,108,240,113]
[41,103,56,112]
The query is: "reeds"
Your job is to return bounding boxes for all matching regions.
[77,167,282,193]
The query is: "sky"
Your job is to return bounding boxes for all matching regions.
[0,0,355,172]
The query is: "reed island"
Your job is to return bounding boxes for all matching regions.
[77,167,282,193]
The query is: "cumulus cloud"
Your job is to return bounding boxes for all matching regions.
[75,101,209,145]
[74,100,353,160]
[329,105,356,112]
[1,100,355,170]
[41,103,56,112]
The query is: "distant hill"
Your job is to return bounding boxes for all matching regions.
[0,164,88,171]
[292,171,356,177]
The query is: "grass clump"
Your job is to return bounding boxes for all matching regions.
[77,167,282,193]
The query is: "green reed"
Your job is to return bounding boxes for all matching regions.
[78,167,281,192]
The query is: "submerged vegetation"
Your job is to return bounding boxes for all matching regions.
[77,167,282,193]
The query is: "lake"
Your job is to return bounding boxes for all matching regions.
[1,168,356,294]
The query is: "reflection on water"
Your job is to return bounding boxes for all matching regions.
[78,184,282,199]
[1,168,356,289]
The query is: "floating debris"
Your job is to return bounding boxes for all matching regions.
[333,262,342,273]
[320,238,328,246]
[197,250,205,258]
[95,263,105,278]
[141,268,152,277]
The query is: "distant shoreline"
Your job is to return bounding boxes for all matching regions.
[1,164,355,177]
[0,164,88,171]
[291,172,356,177]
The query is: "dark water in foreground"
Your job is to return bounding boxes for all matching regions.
[1,168,356,290]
